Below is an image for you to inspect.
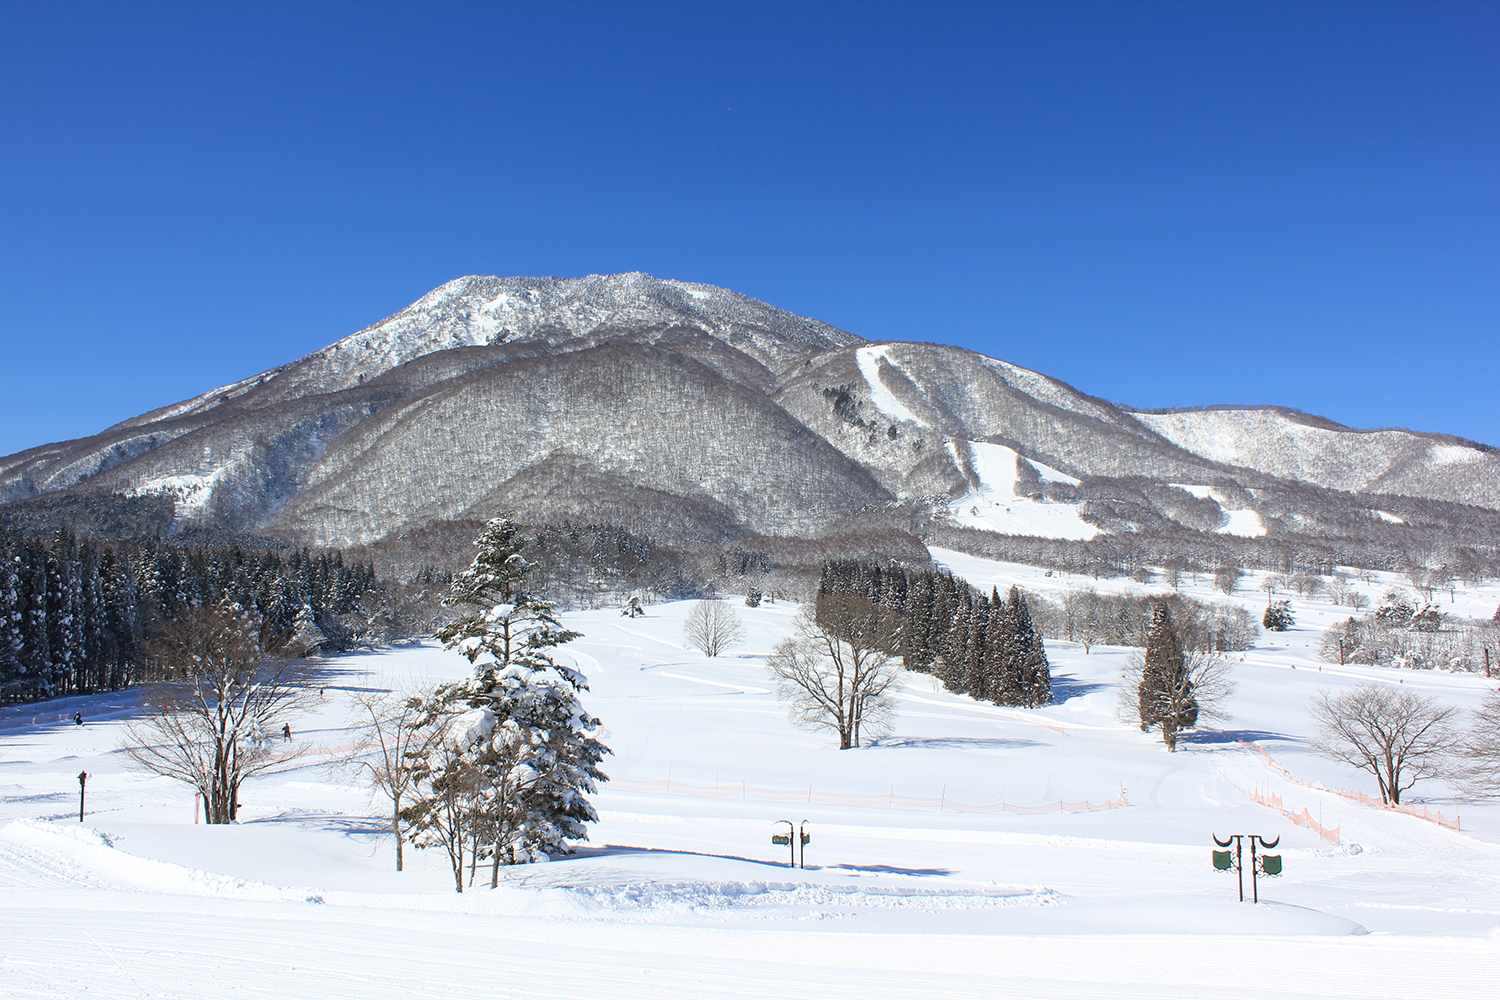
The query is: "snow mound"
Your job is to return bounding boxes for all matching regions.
[564,877,1062,916]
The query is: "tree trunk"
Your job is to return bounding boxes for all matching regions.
[392,802,403,872]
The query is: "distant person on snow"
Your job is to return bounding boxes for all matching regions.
[282,723,292,741]
[74,712,83,726]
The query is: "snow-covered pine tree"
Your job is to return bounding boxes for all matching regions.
[1263,599,1294,632]
[99,547,140,691]
[960,592,991,699]
[0,537,24,696]
[985,587,1021,705]
[899,572,937,672]
[1003,585,1051,708]
[1138,602,1198,751]
[19,548,50,699]
[426,517,609,886]
[46,531,84,695]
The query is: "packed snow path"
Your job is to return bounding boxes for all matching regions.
[5,563,1500,997]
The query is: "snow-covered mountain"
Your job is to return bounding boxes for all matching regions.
[1,273,1493,556]
[1129,406,1500,512]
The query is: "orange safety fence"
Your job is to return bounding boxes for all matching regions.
[1247,786,1341,844]
[605,776,1129,816]
[1239,741,1459,832]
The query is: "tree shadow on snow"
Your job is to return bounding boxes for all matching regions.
[867,735,1046,751]
[1047,672,1111,702]
[1176,728,1299,747]
[239,809,388,838]
[828,863,952,877]
[563,844,801,870]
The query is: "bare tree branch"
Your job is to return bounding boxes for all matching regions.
[336,687,449,871]
[119,601,317,823]
[1307,683,1461,805]
[683,600,745,658]
[767,597,900,749]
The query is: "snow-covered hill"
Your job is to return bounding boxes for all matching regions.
[1132,406,1500,510]
[4,559,1500,996]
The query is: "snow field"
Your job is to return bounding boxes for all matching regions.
[4,558,1500,997]
[947,441,1099,540]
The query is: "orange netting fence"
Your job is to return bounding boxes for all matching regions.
[1240,741,1459,832]
[1247,786,1342,844]
[606,777,1128,816]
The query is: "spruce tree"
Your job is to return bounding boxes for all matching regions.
[0,537,23,695]
[426,517,609,881]
[1138,602,1197,751]
[990,587,1025,705]
[1263,600,1294,632]
[959,593,990,699]
[20,548,50,699]
[1006,586,1051,708]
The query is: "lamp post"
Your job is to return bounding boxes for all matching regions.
[1212,833,1281,902]
[772,820,795,867]
[77,771,87,822]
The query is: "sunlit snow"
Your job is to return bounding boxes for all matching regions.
[5,560,1500,997]
[855,345,928,427]
[949,441,1096,540]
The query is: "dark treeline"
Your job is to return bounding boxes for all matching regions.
[817,561,1051,708]
[0,528,378,705]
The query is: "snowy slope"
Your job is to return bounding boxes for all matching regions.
[150,273,868,422]
[1134,406,1500,510]
[5,565,1500,997]
[947,441,1098,540]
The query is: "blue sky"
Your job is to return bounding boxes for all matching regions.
[1,0,1496,457]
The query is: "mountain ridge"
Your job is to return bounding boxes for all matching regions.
[2,273,1494,569]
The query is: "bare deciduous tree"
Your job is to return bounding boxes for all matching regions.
[1460,689,1500,796]
[121,601,316,823]
[683,599,745,657]
[339,687,448,871]
[766,596,901,750]
[1307,684,1461,805]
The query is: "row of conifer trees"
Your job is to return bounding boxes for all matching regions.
[0,528,377,704]
[817,561,1052,708]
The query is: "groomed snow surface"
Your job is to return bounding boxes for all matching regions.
[5,560,1500,998]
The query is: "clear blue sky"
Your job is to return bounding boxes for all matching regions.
[1,0,1496,458]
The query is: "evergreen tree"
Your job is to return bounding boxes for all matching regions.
[958,592,990,699]
[99,548,140,690]
[900,572,938,672]
[1004,586,1051,708]
[1263,600,1294,632]
[20,547,50,699]
[990,587,1025,705]
[0,537,24,697]
[423,517,610,883]
[1138,602,1197,751]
